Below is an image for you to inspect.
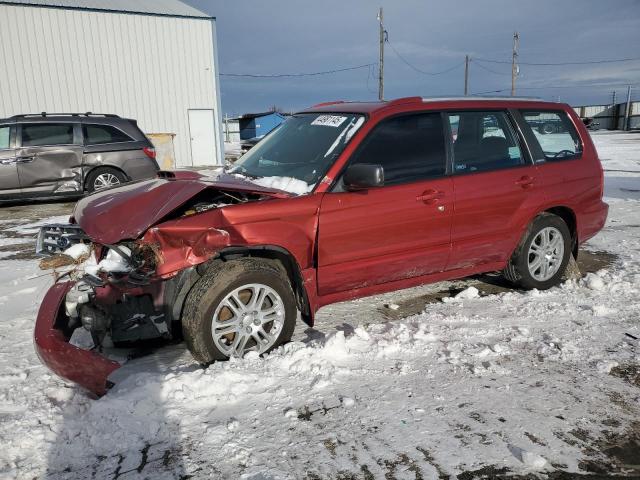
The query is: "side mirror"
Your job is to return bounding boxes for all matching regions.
[343,164,384,191]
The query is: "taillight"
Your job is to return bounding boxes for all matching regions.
[143,147,156,159]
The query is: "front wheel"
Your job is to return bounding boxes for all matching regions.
[503,213,572,290]
[182,258,297,364]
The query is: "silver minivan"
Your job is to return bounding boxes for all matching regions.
[0,113,159,201]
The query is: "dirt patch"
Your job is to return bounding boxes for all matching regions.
[610,364,640,388]
[379,250,619,320]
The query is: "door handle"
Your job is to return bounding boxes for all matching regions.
[515,175,534,189]
[15,155,35,163]
[0,158,16,165]
[416,189,444,204]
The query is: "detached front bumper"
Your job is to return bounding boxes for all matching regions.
[34,282,121,397]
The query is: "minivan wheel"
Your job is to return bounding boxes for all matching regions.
[86,167,126,192]
[182,258,297,364]
[503,213,572,290]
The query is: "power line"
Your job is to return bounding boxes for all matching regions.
[219,63,375,78]
[472,60,511,76]
[475,56,640,66]
[472,82,640,95]
[385,38,464,76]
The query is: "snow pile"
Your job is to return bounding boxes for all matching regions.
[62,243,90,261]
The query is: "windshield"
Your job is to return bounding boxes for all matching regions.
[228,113,365,194]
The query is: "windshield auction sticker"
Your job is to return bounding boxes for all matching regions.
[311,115,348,128]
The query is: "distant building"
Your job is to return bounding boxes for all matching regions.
[0,0,223,167]
[237,112,286,140]
[573,101,640,130]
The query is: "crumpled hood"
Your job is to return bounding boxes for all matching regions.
[73,173,290,244]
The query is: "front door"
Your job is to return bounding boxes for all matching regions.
[317,112,453,296]
[188,109,216,167]
[17,122,84,196]
[447,110,541,269]
[0,124,20,199]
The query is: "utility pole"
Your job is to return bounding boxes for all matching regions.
[378,7,385,101]
[511,32,519,96]
[464,55,470,96]
[611,90,617,130]
[624,85,632,131]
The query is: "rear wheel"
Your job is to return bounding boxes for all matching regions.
[503,213,572,290]
[182,258,297,364]
[86,167,126,193]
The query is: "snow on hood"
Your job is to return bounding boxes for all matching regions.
[250,176,314,195]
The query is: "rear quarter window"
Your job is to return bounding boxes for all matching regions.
[519,110,582,161]
[83,124,133,145]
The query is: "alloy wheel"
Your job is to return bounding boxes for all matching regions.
[527,226,565,281]
[211,283,285,357]
[93,173,121,190]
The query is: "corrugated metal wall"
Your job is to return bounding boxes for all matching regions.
[574,101,640,131]
[0,4,223,167]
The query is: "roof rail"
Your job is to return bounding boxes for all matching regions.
[386,96,423,105]
[312,101,346,108]
[10,112,121,119]
[422,96,543,102]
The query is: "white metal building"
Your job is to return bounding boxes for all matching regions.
[0,0,223,167]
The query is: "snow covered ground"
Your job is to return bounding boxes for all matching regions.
[0,132,639,479]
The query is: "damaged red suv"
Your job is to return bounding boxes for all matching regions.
[35,97,608,395]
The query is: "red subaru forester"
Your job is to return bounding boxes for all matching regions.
[35,97,608,395]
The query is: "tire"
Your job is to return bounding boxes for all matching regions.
[182,258,297,364]
[85,167,126,193]
[540,123,556,135]
[503,213,572,290]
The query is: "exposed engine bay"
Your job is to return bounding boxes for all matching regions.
[62,243,170,348]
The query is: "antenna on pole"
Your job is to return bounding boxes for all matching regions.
[464,55,470,96]
[378,7,385,101]
[511,32,519,96]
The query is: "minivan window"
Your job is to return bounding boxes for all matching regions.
[83,124,132,145]
[448,111,523,173]
[349,113,446,185]
[0,126,9,149]
[520,110,582,161]
[21,123,74,147]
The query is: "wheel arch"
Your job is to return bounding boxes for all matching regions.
[83,165,130,191]
[206,245,315,327]
[544,206,578,258]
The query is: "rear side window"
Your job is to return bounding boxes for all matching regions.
[448,111,523,173]
[520,110,582,161]
[349,113,446,185]
[22,123,74,147]
[83,124,133,145]
[0,126,9,149]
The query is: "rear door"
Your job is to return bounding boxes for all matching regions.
[0,124,21,198]
[16,122,84,196]
[317,112,453,295]
[447,110,541,270]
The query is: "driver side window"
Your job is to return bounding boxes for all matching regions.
[348,112,446,186]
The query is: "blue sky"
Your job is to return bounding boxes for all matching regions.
[185,0,640,116]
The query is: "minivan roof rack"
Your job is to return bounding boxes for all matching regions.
[10,112,121,119]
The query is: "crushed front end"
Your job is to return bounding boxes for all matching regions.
[34,241,199,396]
[33,174,294,396]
